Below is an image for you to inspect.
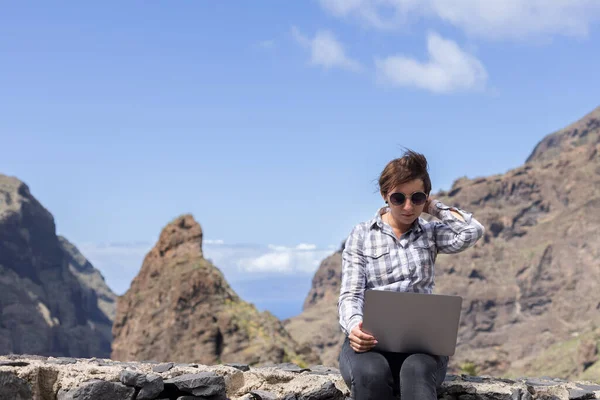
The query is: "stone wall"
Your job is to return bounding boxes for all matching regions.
[1,355,599,400]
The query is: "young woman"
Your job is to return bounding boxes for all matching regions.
[338,150,485,400]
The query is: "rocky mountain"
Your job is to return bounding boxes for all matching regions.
[285,105,600,381]
[59,235,117,324]
[0,174,116,357]
[283,251,345,368]
[111,214,320,367]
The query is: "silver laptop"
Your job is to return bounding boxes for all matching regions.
[362,290,463,356]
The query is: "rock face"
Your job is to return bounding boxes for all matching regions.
[111,215,319,367]
[0,174,116,358]
[283,252,344,368]
[58,235,117,346]
[59,236,117,322]
[286,106,600,381]
[3,355,600,400]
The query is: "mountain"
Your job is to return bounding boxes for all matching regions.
[59,236,117,331]
[283,251,345,367]
[285,106,600,381]
[111,214,320,367]
[0,174,116,357]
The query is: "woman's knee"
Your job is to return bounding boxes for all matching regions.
[400,353,445,380]
[341,349,393,391]
[354,355,391,384]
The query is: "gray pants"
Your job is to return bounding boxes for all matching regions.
[339,338,449,400]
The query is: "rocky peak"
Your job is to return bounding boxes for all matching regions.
[112,214,319,367]
[152,214,203,259]
[526,105,600,163]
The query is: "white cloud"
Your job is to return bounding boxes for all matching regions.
[292,27,362,72]
[375,32,487,93]
[431,0,600,39]
[267,243,317,251]
[318,0,600,40]
[268,244,289,252]
[243,252,293,273]
[205,239,225,245]
[236,244,332,274]
[296,243,317,250]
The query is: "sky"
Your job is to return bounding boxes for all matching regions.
[1,1,599,320]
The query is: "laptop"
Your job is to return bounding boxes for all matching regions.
[362,289,463,356]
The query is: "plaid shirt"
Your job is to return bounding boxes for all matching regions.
[338,200,485,336]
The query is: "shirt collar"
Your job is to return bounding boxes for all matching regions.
[369,206,424,235]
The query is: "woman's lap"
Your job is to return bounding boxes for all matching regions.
[338,337,448,400]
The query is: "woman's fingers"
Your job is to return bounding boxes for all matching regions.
[356,330,376,341]
[352,337,376,347]
[349,323,378,352]
[351,331,377,344]
[350,326,376,342]
[349,334,377,352]
[350,341,376,353]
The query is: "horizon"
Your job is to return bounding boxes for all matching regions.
[2,2,600,320]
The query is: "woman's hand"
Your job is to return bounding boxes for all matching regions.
[349,322,378,353]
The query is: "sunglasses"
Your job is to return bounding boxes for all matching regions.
[389,191,428,206]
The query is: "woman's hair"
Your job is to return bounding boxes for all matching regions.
[379,149,432,197]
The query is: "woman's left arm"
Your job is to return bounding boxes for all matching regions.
[427,199,485,254]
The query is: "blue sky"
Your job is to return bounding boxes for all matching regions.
[2,1,599,319]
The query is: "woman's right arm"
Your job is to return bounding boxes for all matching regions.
[338,226,367,336]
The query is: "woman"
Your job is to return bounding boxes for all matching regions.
[338,149,485,400]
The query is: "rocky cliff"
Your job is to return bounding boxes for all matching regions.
[59,236,117,322]
[283,252,344,368]
[111,215,319,367]
[0,174,116,358]
[285,106,600,381]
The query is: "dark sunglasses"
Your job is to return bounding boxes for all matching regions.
[389,191,428,206]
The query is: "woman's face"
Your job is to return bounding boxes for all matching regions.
[384,179,427,226]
